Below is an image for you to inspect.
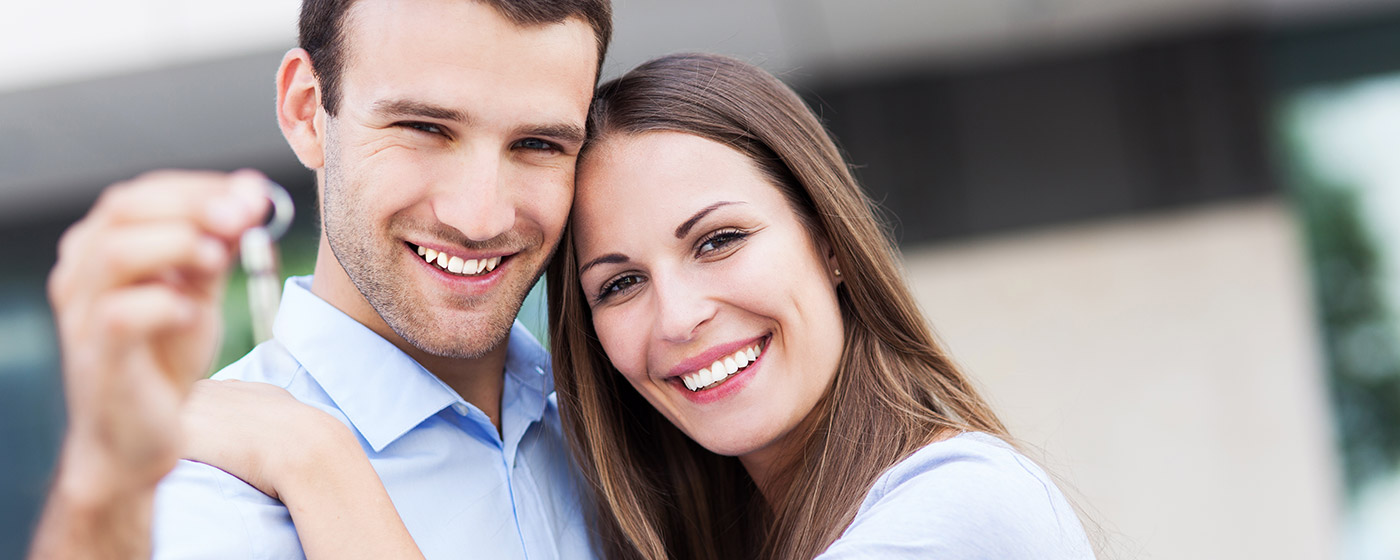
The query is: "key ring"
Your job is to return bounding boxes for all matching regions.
[262,181,295,241]
[242,181,295,344]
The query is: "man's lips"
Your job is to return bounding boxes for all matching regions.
[408,242,510,277]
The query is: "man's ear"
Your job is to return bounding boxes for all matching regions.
[276,48,326,170]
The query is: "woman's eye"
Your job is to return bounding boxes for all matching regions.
[514,137,560,152]
[597,274,643,302]
[697,229,747,255]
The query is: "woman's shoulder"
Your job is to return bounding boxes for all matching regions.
[818,432,1095,559]
[869,432,1048,495]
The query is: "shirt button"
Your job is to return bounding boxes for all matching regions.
[535,366,546,376]
[452,403,469,415]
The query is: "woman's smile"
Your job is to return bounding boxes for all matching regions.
[668,334,767,393]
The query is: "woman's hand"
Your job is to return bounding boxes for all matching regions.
[181,379,355,500]
[179,379,425,560]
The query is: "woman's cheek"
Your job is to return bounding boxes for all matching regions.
[714,243,771,293]
[594,308,646,381]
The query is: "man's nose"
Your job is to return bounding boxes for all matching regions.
[434,152,516,242]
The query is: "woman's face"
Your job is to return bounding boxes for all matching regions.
[572,131,845,464]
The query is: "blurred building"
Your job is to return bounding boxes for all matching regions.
[9,0,1400,557]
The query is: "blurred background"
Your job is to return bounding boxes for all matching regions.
[7,0,1400,557]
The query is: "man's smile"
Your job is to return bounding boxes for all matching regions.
[411,242,504,276]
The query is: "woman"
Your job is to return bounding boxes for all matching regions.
[546,52,1090,560]
[190,53,1094,559]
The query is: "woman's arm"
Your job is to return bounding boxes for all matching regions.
[181,379,426,560]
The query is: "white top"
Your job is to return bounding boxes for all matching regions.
[816,432,1096,559]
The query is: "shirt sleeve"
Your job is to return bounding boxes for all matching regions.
[152,459,306,560]
[814,438,1095,560]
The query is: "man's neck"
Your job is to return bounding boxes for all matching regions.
[411,349,506,432]
[309,242,507,431]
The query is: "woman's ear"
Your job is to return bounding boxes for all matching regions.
[822,239,843,286]
[276,48,326,171]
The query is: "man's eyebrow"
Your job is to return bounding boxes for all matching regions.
[675,202,742,239]
[519,123,587,146]
[579,253,629,276]
[371,99,469,122]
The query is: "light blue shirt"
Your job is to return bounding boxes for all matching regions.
[817,432,1095,559]
[152,276,595,560]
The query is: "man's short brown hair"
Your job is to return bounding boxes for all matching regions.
[299,0,613,115]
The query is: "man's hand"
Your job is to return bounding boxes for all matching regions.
[30,170,270,559]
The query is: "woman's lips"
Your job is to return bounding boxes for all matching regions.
[677,340,764,392]
[665,335,771,404]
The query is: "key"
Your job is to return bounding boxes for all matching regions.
[240,181,295,344]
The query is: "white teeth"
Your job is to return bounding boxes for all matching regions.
[679,343,765,391]
[416,245,504,277]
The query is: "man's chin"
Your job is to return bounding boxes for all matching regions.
[372,256,544,361]
[390,308,517,360]
[413,338,505,360]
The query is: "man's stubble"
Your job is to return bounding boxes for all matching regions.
[319,122,553,360]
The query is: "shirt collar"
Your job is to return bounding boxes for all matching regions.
[502,321,553,421]
[501,322,548,394]
[274,276,551,452]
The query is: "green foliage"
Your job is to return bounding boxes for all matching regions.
[1282,107,1400,493]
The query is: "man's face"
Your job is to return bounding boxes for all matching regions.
[319,0,597,358]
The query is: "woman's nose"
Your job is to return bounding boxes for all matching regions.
[651,270,717,344]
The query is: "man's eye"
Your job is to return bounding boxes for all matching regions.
[515,138,559,152]
[400,122,444,135]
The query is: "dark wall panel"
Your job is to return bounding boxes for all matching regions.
[808,27,1277,245]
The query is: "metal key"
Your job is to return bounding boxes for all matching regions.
[240,181,295,344]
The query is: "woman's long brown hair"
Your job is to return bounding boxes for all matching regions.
[547,53,1010,560]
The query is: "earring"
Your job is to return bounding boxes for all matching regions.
[834,268,842,277]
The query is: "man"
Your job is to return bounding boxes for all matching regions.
[29,0,611,558]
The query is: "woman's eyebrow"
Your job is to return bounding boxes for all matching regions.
[674,201,743,239]
[579,253,629,276]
